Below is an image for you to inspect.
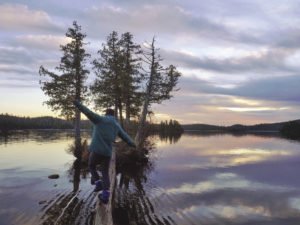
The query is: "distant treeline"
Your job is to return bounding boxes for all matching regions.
[183,120,300,139]
[0,114,184,135]
[0,114,92,132]
[146,119,184,144]
[280,121,300,140]
[2,114,298,139]
[182,120,299,132]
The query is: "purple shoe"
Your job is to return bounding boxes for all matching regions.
[93,180,103,192]
[98,190,110,204]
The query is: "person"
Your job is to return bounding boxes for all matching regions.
[73,100,136,204]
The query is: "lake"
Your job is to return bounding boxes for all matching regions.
[1,130,300,225]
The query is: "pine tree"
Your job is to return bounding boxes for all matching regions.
[39,21,90,157]
[92,32,144,127]
[135,37,181,148]
[91,31,123,123]
[119,32,143,124]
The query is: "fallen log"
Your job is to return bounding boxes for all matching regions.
[94,149,116,225]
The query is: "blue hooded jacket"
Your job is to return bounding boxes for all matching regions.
[74,101,136,157]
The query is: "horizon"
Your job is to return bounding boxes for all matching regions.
[1,1,300,125]
[2,112,299,127]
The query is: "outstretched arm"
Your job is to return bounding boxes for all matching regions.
[118,126,136,147]
[73,100,102,124]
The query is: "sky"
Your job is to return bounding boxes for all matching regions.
[0,0,299,125]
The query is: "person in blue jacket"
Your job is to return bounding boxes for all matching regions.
[73,100,136,203]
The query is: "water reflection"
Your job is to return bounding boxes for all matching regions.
[157,132,182,144]
[0,130,95,225]
[0,130,92,146]
[114,132,300,225]
[2,131,300,224]
[40,158,96,225]
[39,140,96,224]
[114,141,160,225]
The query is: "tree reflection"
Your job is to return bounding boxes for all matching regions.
[113,139,172,225]
[158,131,182,144]
[40,139,95,225]
[66,138,90,189]
[0,130,91,145]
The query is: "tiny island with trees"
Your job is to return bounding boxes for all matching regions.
[37,21,181,156]
[0,22,185,175]
[1,21,300,143]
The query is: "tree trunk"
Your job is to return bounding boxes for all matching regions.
[125,96,130,125]
[135,90,150,149]
[74,106,81,158]
[114,101,118,119]
[75,60,81,159]
[118,99,124,127]
[135,38,155,149]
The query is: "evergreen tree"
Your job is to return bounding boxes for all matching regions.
[92,32,144,127]
[39,21,90,157]
[135,37,181,147]
[119,32,143,124]
[91,31,123,123]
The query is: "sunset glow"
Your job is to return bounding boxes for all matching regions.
[1,0,299,125]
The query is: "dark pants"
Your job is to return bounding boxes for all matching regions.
[88,151,111,190]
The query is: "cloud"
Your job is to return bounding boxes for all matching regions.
[161,48,296,74]
[0,46,34,64]
[0,4,63,33]
[152,75,300,124]
[81,4,232,41]
[14,35,71,51]
[178,75,300,103]
[85,0,300,50]
[0,81,37,88]
[0,1,299,123]
[224,75,300,102]
[0,65,35,75]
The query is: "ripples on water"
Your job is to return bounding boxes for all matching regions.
[0,130,97,225]
[1,131,300,224]
[113,132,300,225]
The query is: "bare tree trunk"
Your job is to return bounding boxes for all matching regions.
[135,73,152,148]
[135,95,149,149]
[135,38,155,149]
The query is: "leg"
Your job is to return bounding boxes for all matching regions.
[88,151,100,184]
[100,156,111,190]
[98,156,111,204]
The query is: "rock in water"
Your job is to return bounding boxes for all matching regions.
[48,174,59,179]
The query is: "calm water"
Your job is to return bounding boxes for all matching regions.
[1,131,300,225]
